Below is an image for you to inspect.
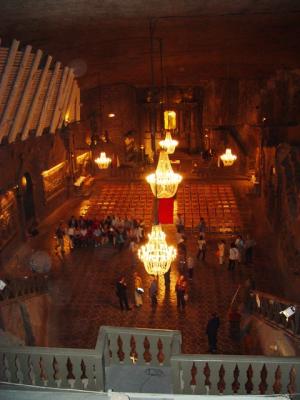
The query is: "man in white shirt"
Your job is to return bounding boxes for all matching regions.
[228,243,239,271]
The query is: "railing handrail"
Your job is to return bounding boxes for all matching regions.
[252,289,300,308]
[0,345,98,357]
[98,325,181,336]
[171,353,300,364]
[0,275,48,303]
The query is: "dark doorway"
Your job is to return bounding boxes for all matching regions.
[21,173,35,223]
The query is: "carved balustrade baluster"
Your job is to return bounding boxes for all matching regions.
[117,335,125,363]
[1,354,10,381]
[245,364,253,394]
[80,359,88,388]
[157,338,164,365]
[15,355,23,383]
[143,336,151,364]
[273,366,282,394]
[287,366,296,395]
[203,362,211,392]
[27,355,35,385]
[39,356,47,385]
[190,362,197,393]
[52,356,61,387]
[130,335,138,364]
[217,364,225,394]
[66,357,75,388]
[232,364,240,393]
[259,364,268,394]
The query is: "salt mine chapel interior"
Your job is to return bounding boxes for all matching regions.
[0,0,300,399]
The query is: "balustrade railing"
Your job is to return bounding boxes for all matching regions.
[97,326,182,368]
[249,290,300,337]
[171,354,299,395]
[0,346,103,391]
[0,325,299,396]
[0,275,48,303]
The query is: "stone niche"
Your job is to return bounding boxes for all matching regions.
[0,190,18,250]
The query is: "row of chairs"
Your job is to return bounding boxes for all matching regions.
[177,183,243,232]
[79,183,154,226]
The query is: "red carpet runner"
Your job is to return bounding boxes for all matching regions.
[158,198,174,224]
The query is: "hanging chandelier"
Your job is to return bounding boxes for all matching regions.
[138,224,176,275]
[146,151,182,198]
[95,152,111,169]
[220,148,237,167]
[159,131,178,154]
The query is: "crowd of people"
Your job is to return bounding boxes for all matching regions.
[55,212,254,354]
[54,215,145,253]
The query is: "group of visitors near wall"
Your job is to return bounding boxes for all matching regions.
[54,215,145,253]
[175,214,256,271]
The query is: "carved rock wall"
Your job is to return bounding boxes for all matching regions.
[81,83,138,147]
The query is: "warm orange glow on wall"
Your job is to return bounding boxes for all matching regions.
[21,176,27,187]
[65,112,70,123]
[108,113,115,118]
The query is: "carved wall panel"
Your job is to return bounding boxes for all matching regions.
[41,162,66,202]
[0,191,18,250]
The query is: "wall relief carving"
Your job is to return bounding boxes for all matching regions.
[0,190,18,249]
[42,162,66,202]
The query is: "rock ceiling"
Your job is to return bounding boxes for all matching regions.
[0,0,300,89]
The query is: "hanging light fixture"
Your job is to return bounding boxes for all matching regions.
[95,152,111,169]
[159,130,178,154]
[146,150,182,198]
[220,148,237,167]
[138,225,176,275]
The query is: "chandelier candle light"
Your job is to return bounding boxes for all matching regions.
[159,131,178,154]
[146,151,182,198]
[220,148,237,167]
[138,224,176,275]
[95,152,111,169]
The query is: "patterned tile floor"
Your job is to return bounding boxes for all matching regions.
[11,180,284,355]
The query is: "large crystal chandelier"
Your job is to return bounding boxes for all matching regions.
[95,152,111,169]
[146,151,182,198]
[159,131,178,154]
[220,148,237,167]
[138,225,176,275]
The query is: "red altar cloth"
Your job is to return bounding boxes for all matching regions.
[158,198,174,224]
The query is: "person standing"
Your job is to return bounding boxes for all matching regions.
[149,276,158,308]
[228,243,239,271]
[116,277,131,311]
[217,240,225,265]
[235,235,244,264]
[196,235,206,261]
[175,275,187,310]
[133,272,143,307]
[198,217,206,238]
[244,234,256,265]
[55,222,65,253]
[187,256,194,280]
[206,313,220,353]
